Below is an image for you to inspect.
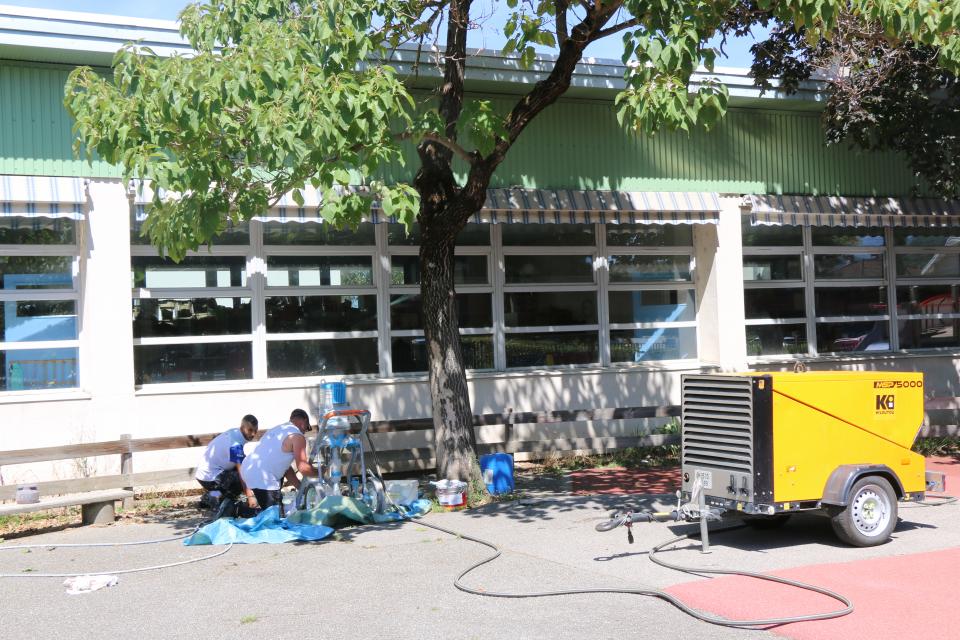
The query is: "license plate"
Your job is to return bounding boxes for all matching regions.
[694,470,713,489]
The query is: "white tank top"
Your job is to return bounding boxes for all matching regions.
[240,423,301,490]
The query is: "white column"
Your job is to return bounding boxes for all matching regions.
[78,179,136,442]
[694,196,748,371]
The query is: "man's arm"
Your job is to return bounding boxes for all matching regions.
[236,463,257,508]
[290,433,317,477]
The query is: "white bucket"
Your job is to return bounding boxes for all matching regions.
[385,479,419,507]
[433,479,467,508]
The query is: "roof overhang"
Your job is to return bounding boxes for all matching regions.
[0,3,826,109]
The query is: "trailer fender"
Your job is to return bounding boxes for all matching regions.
[821,465,905,507]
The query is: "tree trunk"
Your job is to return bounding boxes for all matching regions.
[419,206,477,481]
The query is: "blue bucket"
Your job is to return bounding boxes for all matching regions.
[479,453,514,495]
[319,381,347,406]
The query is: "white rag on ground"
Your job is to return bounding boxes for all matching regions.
[63,574,118,595]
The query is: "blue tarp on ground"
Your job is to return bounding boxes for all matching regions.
[184,498,433,546]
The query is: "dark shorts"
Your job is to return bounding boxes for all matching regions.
[197,467,243,499]
[252,488,285,517]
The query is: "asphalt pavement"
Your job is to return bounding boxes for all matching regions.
[0,475,957,640]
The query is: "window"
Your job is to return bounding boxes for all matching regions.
[606,224,697,362]
[388,223,493,373]
[743,222,904,357]
[264,223,379,378]
[130,215,703,385]
[0,217,80,390]
[131,246,254,384]
[893,228,960,350]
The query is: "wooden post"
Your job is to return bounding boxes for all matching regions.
[120,434,133,510]
[504,408,514,451]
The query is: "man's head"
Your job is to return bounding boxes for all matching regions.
[289,408,311,433]
[239,414,258,441]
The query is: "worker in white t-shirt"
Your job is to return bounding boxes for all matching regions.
[240,408,317,515]
[196,414,259,517]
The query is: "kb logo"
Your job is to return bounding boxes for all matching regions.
[875,394,895,411]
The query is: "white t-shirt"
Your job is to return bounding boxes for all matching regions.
[195,428,247,482]
[240,423,301,491]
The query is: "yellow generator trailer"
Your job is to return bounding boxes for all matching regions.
[680,371,945,546]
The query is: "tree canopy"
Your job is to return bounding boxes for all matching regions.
[64,0,960,480]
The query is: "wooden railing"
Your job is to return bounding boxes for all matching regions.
[0,404,681,501]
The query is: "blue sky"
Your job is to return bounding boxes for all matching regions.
[6,1,762,67]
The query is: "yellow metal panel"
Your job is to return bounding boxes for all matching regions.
[767,372,926,502]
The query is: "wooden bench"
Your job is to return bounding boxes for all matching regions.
[0,489,134,525]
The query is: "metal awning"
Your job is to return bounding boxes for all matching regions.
[134,182,721,225]
[0,176,86,220]
[744,194,960,227]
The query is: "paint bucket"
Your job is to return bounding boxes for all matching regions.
[385,479,419,507]
[15,485,39,504]
[433,479,467,509]
[479,453,515,495]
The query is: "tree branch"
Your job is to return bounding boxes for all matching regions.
[594,17,638,40]
[421,132,476,164]
[555,0,569,43]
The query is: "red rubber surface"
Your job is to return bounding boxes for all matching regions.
[665,547,960,639]
[570,466,679,495]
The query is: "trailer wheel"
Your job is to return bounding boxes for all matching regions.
[744,514,792,530]
[830,475,897,547]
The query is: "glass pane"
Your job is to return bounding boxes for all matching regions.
[899,319,960,350]
[608,255,691,282]
[815,286,888,317]
[390,255,487,285]
[896,285,960,315]
[742,256,802,281]
[505,255,593,284]
[0,256,72,289]
[387,223,490,246]
[266,256,372,287]
[1,347,78,390]
[746,325,809,357]
[135,342,252,384]
[894,228,960,247]
[266,338,378,377]
[506,331,598,367]
[744,288,806,319]
[132,298,250,338]
[741,223,802,246]
[391,335,493,373]
[390,293,491,331]
[605,224,692,247]
[0,217,75,244]
[1,300,77,342]
[502,224,595,246]
[263,222,375,245]
[896,253,960,278]
[811,227,885,247]
[132,220,249,246]
[265,295,377,333]
[609,290,695,323]
[504,291,596,326]
[817,321,889,353]
[610,327,697,362]
[813,254,884,279]
[132,256,246,288]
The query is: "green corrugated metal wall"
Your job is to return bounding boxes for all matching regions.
[0,61,922,196]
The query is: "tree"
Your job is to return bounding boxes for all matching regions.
[720,2,960,198]
[65,0,959,481]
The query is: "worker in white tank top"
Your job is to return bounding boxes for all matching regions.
[240,408,317,514]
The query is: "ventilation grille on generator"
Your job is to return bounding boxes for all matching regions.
[681,376,754,474]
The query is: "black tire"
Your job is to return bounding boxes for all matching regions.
[743,513,792,530]
[830,475,898,547]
